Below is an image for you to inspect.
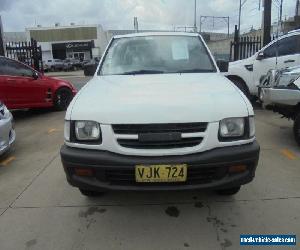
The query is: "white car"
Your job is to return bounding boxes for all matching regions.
[60,32,260,197]
[44,59,64,72]
[260,66,300,145]
[227,30,300,98]
[0,101,16,156]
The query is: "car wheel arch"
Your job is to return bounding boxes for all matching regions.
[226,75,250,97]
[53,86,73,110]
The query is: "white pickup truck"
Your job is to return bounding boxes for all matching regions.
[60,32,260,197]
[227,30,300,99]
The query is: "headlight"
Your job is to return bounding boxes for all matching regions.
[75,121,101,141]
[219,117,245,138]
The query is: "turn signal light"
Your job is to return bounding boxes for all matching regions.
[228,165,247,173]
[74,168,93,176]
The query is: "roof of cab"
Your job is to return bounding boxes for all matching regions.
[113,32,200,39]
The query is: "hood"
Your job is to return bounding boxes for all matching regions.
[68,73,249,124]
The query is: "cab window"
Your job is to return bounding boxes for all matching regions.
[263,43,277,58]
[263,35,300,58]
[277,35,300,56]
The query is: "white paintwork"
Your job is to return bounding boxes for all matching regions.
[261,66,300,106]
[227,31,300,96]
[262,87,300,106]
[68,74,251,123]
[65,32,255,156]
[0,104,16,155]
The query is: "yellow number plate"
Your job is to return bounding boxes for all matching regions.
[135,164,187,183]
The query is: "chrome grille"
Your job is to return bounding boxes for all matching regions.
[117,138,203,149]
[112,123,208,134]
[112,123,207,150]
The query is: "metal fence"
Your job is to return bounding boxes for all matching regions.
[229,25,278,61]
[5,39,43,72]
[230,36,262,61]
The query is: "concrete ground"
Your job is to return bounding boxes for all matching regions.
[0,76,299,250]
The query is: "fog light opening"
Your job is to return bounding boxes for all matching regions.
[74,168,93,177]
[228,165,247,173]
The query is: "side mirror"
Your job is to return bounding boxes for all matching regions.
[216,60,229,72]
[256,51,265,60]
[32,71,39,80]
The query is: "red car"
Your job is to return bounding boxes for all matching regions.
[0,56,77,110]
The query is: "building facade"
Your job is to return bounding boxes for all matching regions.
[26,24,109,61]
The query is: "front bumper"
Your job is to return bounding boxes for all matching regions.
[260,87,300,106]
[60,141,260,191]
[0,115,16,156]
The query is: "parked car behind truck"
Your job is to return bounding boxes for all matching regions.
[63,59,82,71]
[227,30,300,99]
[0,56,77,111]
[44,59,64,72]
[61,32,260,197]
[260,66,300,145]
[83,57,100,76]
[0,101,15,156]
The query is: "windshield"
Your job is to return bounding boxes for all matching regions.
[99,35,216,75]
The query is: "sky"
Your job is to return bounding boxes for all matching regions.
[0,0,298,33]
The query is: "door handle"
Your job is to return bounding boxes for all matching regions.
[284,59,295,63]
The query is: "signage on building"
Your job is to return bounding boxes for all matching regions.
[52,41,94,51]
[65,42,90,50]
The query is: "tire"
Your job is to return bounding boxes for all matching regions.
[293,112,300,146]
[229,78,250,99]
[54,88,73,111]
[216,186,241,196]
[79,189,105,197]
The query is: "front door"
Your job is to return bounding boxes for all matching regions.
[74,52,85,61]
[253,34,300,88]
[275,34,300,70]
[0,58,48,109]
[253,41,278,88]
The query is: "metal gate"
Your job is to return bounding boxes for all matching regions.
[5,39,43,72]
[230,36,262,61]
[230,25,262,61]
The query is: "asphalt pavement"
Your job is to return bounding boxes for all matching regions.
[0,76,299,250]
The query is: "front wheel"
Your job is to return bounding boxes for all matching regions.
[54,88,73,111]
[293,112,300,146]
[216,186,241,196]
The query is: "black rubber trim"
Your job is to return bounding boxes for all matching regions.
[61,141,260,166]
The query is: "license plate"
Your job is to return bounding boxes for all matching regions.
[135,164,187,183]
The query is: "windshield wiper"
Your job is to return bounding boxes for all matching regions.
[175,69,215,73]
[120,70,165,75]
